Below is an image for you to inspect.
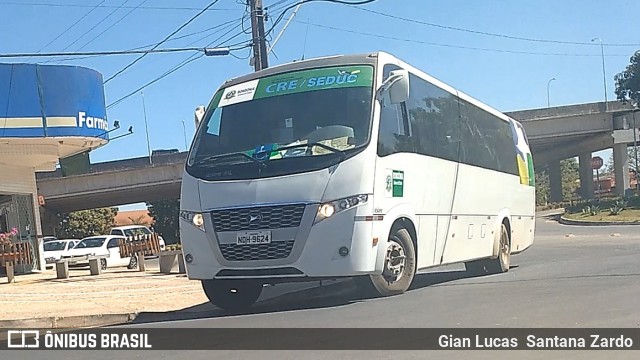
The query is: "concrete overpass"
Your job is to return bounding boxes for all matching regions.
[36,101,640,223]
[508,101,639,201]
[36,151,186,212]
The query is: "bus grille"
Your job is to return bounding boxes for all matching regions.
[210,204,306,232]
[219,241,295,261]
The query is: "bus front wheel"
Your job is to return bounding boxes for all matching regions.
[357,226,416,297]
[202,279,263,312]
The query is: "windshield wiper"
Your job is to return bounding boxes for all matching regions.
[276,142,347,160]
[192,151,267,168]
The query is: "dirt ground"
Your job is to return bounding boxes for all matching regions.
[0,265,208,320]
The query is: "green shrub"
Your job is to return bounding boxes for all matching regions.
[582,205,600,216]
[609,199,627,216]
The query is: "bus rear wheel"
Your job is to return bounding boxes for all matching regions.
[357,226,416,297]
[202,279,263,312]
[465,223,511,275]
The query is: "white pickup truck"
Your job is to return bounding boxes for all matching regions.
[109,225,166,251]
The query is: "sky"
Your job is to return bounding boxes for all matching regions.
[1,0,639,210]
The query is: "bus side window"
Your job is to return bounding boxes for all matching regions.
[378,64,408,157]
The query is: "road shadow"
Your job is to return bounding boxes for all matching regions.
[540,213,562,222]
[130,265,511,325]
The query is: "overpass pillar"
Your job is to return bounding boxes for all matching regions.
[579,153,594,199]
[548,160,563,202]
[613,143,630,196]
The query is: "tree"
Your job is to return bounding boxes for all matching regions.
[146,199,180,244]
[627,146,639,173]
[603,148,638,177]
[535,170,550,205]
[561,158,580,199]
[604,154,614,176]
[55,207,118,239]
[534,158,580,205]
[614,50,640,107]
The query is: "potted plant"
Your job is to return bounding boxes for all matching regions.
[0,227,18,252]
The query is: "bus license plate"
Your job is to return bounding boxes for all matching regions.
[236,231,271,245]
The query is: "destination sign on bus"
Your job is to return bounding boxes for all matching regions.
[216,65,373,108]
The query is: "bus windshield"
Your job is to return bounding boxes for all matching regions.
[186,65,374,180]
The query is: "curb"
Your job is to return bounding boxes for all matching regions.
[558,215,640,226]
[0,313,137,329]
[535,208,566,217]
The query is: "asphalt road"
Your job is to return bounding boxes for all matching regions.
[5,214,640,359]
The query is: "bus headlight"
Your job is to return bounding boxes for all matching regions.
[314,194,369,224]
[180,210,205,232]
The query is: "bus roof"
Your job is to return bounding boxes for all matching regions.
[218,51,520,127]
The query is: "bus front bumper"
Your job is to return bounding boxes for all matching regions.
[180,213,382,281]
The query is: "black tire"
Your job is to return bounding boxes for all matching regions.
[127,255,138,270]
[202,279,263,312]
[357,226,416,297]
[465,223,511,275]
[100,258,107,271]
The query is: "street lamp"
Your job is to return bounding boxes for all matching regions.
[633,109,639,191]
[547,77,556,108]
[182,119,188,151]
[203,47,231,56]
[591,38,608,111]
[141,91,152,165]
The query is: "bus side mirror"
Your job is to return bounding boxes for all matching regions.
[386,70,410,104]
[194,105,206,129]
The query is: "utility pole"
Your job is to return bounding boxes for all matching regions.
[249,0,269,71]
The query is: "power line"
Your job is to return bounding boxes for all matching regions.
[105,44,249,110]
[25,0,107,62]
[239,0,253,35]
[0,1,238,11]
[185,20,247,48]
[103,0,223,84]
[106,27,251,109]
[106,55,205,110]
[110,16,246,73]
[75,0,150,52]
[296,20,635,57]
[52,19,241,63]
[264,0,377,37]
[351,7,640,47]
[79,15,244,89]
[0,47,218,59]
[170,18,242,42]
[40,0,135,64]
[267,0,295,9]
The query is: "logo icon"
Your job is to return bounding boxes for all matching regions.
[225,90,236,100]
[248,214,262,223]
[385,175,392,192]
[7,330,40,348]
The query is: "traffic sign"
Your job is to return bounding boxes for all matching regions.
[591,156,603,170]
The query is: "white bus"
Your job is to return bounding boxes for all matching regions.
[179,51,536,311]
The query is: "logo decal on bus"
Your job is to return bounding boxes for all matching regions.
[385,169,404,197]
[224,90,236,100]
[510,120,535,186]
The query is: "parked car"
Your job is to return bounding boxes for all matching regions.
[110,225,165,251]
[43,236,58,243]
[60,235,137,270]
[43,239,79,269]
